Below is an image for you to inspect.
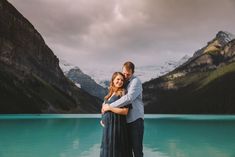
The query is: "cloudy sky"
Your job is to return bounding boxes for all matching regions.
[8,0,235,70]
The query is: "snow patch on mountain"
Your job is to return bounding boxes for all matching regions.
[135,55,190,82]
[75,83,81,88]
[59,59,78,74]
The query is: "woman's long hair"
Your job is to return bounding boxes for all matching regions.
[104,72,126,101]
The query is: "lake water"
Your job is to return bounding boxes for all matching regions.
[0,114,235,157]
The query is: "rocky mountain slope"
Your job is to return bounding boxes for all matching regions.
[0,0,101,113]
[66,68,107,99]
[59,60,107,99]
[143,31,235,114]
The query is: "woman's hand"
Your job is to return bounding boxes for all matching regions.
[102,104,111,112]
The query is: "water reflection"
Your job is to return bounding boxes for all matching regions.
[0,118,102,157]
[144,119,235,157]
[0,117,235,157]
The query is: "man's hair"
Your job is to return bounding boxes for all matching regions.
[123,61,135,73]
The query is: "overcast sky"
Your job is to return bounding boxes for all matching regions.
[8,0,235,70]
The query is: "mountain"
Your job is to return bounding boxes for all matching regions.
[59,59,77,75]
[179,31,235,73]
[0,0,101,113]
[66,68,107,99]
[143,31,235,114]
[59,60,108,99]
[66,55,190,90]
[135,55,190,82]
[192,31,235,59]
[59,55,190,99]
[80,67,118,88]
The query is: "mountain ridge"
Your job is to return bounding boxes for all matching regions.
[59,60,108,99]
[143,31,235,114]
[67,68,107,99]
[0,0,101,113]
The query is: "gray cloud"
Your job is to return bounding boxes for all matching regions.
[8,0,235,69]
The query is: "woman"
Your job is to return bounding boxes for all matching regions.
[100,72,132,157]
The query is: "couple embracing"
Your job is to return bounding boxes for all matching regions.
[100,61,144,157]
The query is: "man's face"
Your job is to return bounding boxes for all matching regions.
[122,67,133,80]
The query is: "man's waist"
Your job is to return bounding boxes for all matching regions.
[127,110,144,123]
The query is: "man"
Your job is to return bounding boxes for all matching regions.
[102,61,144,157]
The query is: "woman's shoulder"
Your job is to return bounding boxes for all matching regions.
[107,94,119,103]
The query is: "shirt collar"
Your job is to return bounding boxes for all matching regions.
[128,75,135,82]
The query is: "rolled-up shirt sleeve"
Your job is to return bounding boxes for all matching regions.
[109,78,142,108]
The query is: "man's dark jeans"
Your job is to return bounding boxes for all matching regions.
[127,118,144,157]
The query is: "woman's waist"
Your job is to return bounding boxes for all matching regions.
[102,112,127,121]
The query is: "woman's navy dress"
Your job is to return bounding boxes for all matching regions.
[100,95,132,157]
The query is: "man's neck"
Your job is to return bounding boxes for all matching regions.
[128,75,134,81]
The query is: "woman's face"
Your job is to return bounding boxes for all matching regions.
[113,74,124,88]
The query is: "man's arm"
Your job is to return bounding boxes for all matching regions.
[109,77,142,108]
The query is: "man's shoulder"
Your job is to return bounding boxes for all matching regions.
[130,76,142,84]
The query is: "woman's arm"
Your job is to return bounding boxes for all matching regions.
[102,104,129,115]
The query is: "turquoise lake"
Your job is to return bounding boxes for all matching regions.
[0,114,235,157]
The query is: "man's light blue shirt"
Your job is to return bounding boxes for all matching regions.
[110,75,144,123]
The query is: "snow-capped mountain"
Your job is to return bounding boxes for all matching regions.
[135,55,190,83]
[59,59,78,75]
[59,59,115,88]
[67,68,107,99]
[59,55,190,89]
[59,60,107,99]
[78,55,190,88]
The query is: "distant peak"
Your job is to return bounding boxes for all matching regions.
[216,31,235,43]
[217,31,228,35]
[59,59,77,74]
[217,30,234,36]
[70,67,82,73]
